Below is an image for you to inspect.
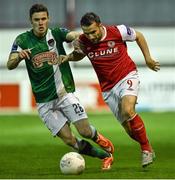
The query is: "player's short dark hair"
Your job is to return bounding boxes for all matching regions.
[80,12,101,26]
[29,4,49,19]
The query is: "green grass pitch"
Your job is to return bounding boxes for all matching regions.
[0,111,175,179]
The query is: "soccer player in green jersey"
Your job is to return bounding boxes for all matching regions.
[7,4,114,170]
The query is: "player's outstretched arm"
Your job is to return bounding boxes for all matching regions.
[59,37,86,64]
[7,49,31,70]
[59,51,86,64]
[135,31,160,72]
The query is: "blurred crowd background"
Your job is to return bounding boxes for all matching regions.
[1,0,175,28]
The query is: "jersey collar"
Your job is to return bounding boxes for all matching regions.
[100,25,107,41]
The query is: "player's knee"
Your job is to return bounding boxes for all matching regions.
[121,108,135,120]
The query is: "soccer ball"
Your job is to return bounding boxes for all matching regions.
[59,152,85,175]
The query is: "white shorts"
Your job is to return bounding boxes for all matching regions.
[37,93,88,136]
[102,71,140,124]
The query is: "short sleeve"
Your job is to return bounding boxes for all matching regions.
[10,37,22,53]
[117,25,136,41]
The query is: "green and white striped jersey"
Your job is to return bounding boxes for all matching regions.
[11,27,75,103]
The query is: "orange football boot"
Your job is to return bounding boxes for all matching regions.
[102,153,114,170]
[96,133,114,154]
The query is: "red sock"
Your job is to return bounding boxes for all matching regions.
[129,114,152,152]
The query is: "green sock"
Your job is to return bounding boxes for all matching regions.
[77,139,109,159]
[90,146,110,159]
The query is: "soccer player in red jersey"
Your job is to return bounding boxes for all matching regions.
[60,12,160,167]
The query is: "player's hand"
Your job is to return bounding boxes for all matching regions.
[18,49,31,60]
[146,58,160,72]
[59,55,70,64]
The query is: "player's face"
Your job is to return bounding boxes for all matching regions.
[30,12,49,37]
[82,22,103,43]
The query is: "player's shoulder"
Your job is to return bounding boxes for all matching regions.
[106,24,134,31]
[105,24,126,32]
[114,25,136,41]
[51,27,70,34]
[51,27,70,41]
[115,24,135,34]
[15,30,31,44]
[103,24,122,38]
[16,30,30,39]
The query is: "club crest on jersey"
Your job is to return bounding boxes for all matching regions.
[48,38,55,47]
[32,52,58,68]
[107,41,115,48]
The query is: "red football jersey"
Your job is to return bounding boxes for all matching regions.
[79,25,137,92]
